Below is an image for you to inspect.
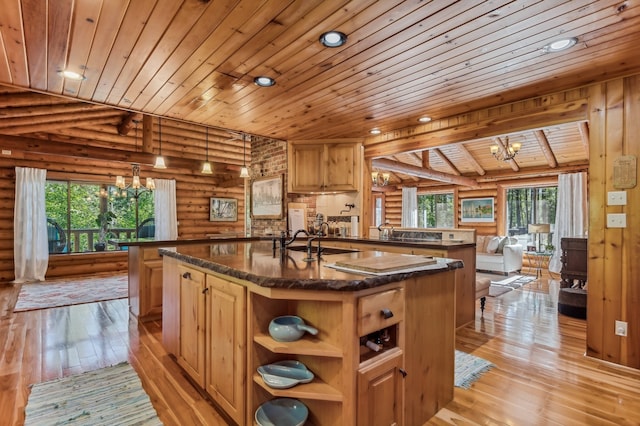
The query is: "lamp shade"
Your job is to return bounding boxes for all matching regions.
[528,223,550,233]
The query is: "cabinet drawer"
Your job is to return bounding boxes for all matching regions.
[358,288,404,336]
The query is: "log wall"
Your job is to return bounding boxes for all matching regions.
[0,117,247,282]
[367,75,640,369]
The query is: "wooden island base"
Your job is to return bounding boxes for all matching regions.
[161,242,458,425]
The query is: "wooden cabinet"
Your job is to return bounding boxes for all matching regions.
[357,349,404,426]
[560,237,587,288]
[176,265,246,425]
[128,246,164,321]
[205,274,246,423]
[177,265,206,386]
[288,141,361,193]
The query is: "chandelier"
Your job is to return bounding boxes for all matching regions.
[371,170,390,186]
[115,164,155,195]
[490,136,521,161]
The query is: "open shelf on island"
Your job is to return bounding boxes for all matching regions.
[254,333,343,358]
[253,373,343,402]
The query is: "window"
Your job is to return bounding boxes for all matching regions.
[417,192,454,228]
[506,186,557,250]
[45,180,154,253]
[372,193,385,227]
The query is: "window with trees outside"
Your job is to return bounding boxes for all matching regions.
[417,192,454,228]
[45,181,154,253]
[505,185,557,250]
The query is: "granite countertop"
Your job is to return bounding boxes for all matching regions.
[159,240,463,292]
[121,235,474,249]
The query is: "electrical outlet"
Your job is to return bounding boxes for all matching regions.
[615,320,627,337]
[607,213,626,228]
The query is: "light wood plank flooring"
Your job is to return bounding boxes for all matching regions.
[1,276,639,425]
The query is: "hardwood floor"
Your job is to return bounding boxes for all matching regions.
[1,276,638,425]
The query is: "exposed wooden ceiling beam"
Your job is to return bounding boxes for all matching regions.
[0,115,122,135]
[432,148,461,175]
[533,130,558,168]
[458,143,487,175]
[578,121,590,160]
[372,158,478,187]
[420,149,431,169]
[493,137,520,172]
[476,162,588,182]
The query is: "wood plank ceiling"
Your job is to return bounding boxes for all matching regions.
[0,0,638,183]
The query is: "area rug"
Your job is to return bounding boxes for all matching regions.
[25,361,162,425]
[14,274,128,312]
[487,274,535,297]
[455,350,494,389]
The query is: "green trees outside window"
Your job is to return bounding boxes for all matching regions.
[417,193,454,228]
[506,186,557,248]
[45,180,154,253]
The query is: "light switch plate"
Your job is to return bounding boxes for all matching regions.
[607,191,627,206]
[607,213,626,228]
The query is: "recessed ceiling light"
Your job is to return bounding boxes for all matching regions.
[418,116,432,123]
[319,31,347,48]
[370,128,381,135]
[543,37,578,53]
[58,70,86,81]
[254,76,275,87]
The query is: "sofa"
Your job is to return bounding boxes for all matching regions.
[476,235,523,275]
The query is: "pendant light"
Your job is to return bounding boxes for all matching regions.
[240,133,250,178]
[201,127,213,174]
[154,117,167,169]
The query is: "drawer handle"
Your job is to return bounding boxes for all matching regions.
[380,308,394,319]
[399,368,407,378]
[182,272,191,279]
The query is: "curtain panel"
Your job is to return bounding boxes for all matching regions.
[401,186,418,228]
[549,172,588,273]
[14,167,49,283]
[154,179,178,240]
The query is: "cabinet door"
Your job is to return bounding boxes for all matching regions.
[140,259,163,320]
[325,143,360,191]
[358,350,404,426]
[205,275,246,425]
[177,266,206,388]
[289,143,325,192]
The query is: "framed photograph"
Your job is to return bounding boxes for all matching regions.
[461,197,494,223]
[251,175,283,219]
[210,197,238,222]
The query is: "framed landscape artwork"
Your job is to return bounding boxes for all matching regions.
[210,197,238,222]
[251,175,283,219]
[461,197,494,223]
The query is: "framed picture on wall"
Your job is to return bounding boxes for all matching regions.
[210,197,238,222]
[461,197,494,222]
[251,175,283,219]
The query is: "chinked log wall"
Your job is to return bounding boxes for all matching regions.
[362,75,640,369]
[0,112,247,282]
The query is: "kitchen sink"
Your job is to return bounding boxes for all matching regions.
[286,246,360,255]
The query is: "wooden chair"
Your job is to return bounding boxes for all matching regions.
[136,217,155,238]
[476,277,491,315]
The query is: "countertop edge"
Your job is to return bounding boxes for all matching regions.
[159,247,463,291]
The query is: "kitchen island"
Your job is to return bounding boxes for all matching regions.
[160,240,462,426]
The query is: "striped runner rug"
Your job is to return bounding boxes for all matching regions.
[25,362,162,425]
[455,350,494,389]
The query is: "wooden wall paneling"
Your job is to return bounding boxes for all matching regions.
[622,75,640,367]
[601,79,625,364]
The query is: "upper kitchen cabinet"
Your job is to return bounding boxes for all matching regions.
[288,140,362,193]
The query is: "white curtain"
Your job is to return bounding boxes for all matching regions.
[401,186,418,227]
[14,167,49,283]
[549,172,588,273]
[154,179,178,240]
